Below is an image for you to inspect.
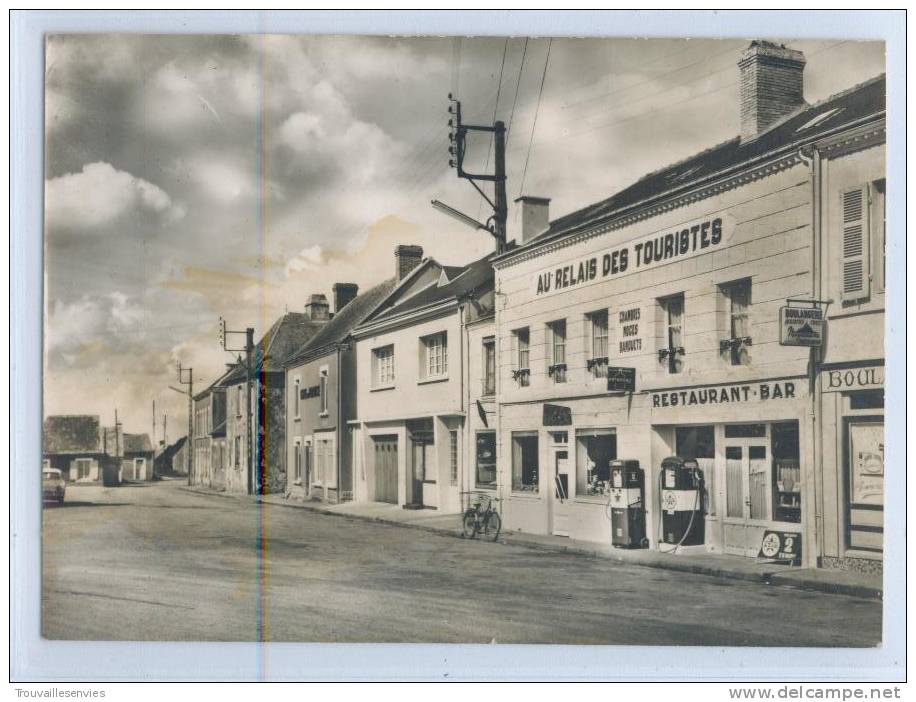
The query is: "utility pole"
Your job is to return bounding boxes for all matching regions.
[163,413,167,446]
[219,317,256,495]
[176,362,194,486]
[152,400,157,449]
[430,94,507,253]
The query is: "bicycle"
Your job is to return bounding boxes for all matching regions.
[460,492,502,541]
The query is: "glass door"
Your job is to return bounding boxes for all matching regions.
[723,429,771,557]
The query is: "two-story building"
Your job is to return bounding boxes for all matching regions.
[284,280,396,504]
[222,304,329,495]
[491,41,884,567]
[191,375,228,489]
[810,81,886,574]
[350,245,497,513]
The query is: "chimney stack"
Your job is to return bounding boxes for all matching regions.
[395,245,424,282]
[333,283,359,313]
[515,196,550,244]
[739,40,806,141]
[304,293,330,321]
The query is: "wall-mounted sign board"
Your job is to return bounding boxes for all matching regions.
[779,306,824,347]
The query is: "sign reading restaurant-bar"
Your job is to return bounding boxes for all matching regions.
[533,215,730,297]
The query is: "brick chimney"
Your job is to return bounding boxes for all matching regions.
[304,293,329,321]
[333,283,359,313]
[739,40,806,141]
[395,244,424,282]
[515,196,550,244]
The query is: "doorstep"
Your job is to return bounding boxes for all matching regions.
[249,491,882,600]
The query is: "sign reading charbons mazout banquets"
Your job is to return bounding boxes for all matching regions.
[533,215,730,296]
[779,306,825,347]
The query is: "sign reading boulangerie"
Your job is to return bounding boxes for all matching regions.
[534,215,730,296]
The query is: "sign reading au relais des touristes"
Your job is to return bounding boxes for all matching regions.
[532,215,732,297]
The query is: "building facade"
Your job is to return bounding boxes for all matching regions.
[191,383,227,489]
[42,415,122,486]
[491,42,884,567]
[284,280,395,504]
[350,246,496,514]
[122,433,155,481]
[812,99,886,573]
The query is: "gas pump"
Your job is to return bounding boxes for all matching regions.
[659,456,705,547]
[608,460,647,548]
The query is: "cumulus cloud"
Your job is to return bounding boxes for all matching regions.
[45,162,184,231]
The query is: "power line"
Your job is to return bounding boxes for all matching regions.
[518,38,552,198]
[478,38,510,221]
[505,37,529,149]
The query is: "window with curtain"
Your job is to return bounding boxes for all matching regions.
[513,328,530,386]
[587,310,609,378]
[422,332,448,378]
[720,278,751,365]
[482,339,496,395]
[372,345,395,387]
[660,294,684,374]
[547,319,567,383]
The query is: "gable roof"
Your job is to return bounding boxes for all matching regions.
[123,433,153,454]
[285,277,398,367]
[361,248,504,327]
[508,73,885,257]
[43,415,102,454]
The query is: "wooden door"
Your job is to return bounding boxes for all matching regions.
[373,436,398,504]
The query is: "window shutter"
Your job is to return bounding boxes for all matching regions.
[841,187,870,301]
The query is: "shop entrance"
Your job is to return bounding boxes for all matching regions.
[549,433,570,537]
[723,424,770,557]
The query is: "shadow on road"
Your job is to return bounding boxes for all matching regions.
[43,501,132,508]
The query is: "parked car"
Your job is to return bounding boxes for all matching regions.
[42,468,66,504]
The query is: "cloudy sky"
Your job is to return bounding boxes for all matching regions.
[43,34,884,437]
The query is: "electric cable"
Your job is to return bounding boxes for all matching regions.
[505,37,528,149]
[518,38,552,198]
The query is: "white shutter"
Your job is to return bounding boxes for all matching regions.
[841,187,870,301]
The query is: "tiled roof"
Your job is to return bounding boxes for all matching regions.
[123,433,153,454]
[364,247,506,324]
[43,415,101,454]
[518,73,885,252]
[285,278,398,367]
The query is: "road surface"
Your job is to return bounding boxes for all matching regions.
[42,478,881,645]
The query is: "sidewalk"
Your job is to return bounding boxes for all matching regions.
[183,486,882,600]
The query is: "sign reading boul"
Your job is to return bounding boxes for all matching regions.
[779,306,825,347]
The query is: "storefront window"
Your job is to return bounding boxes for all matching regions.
[475,431,496,488]
[575,429,616,497]
[676,425,715,516]
[511,432,539,493]
[771,421,801,523]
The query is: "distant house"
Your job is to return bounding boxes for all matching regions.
[191,368,230,490]
[154,436,188,476]
[42,415,121,486]
[122,433,155,481]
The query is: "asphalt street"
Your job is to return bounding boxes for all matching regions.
[42,478,882,645]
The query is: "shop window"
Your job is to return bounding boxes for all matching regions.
[658,294,685,373]
[846,418,884,552]
[772,421,801,524]
[511,432,539,493]
[586,310,609,378]
[719,278,751,366]
[475,431,496,488]
[725,423,766,438]
[420,332,448,379]
[482,338,496,396]
[372,345,395,387]
[547,320,567,383]
[512,328,531,386]
[575,428,616,498]
[676,425,715,516]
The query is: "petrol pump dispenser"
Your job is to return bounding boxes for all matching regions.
[608,460,647,548]
[660,456,705,547]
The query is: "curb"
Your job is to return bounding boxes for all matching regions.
[180,486,882,601]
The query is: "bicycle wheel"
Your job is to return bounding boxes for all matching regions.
[461,510,478,539]
[483,511,502,542]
